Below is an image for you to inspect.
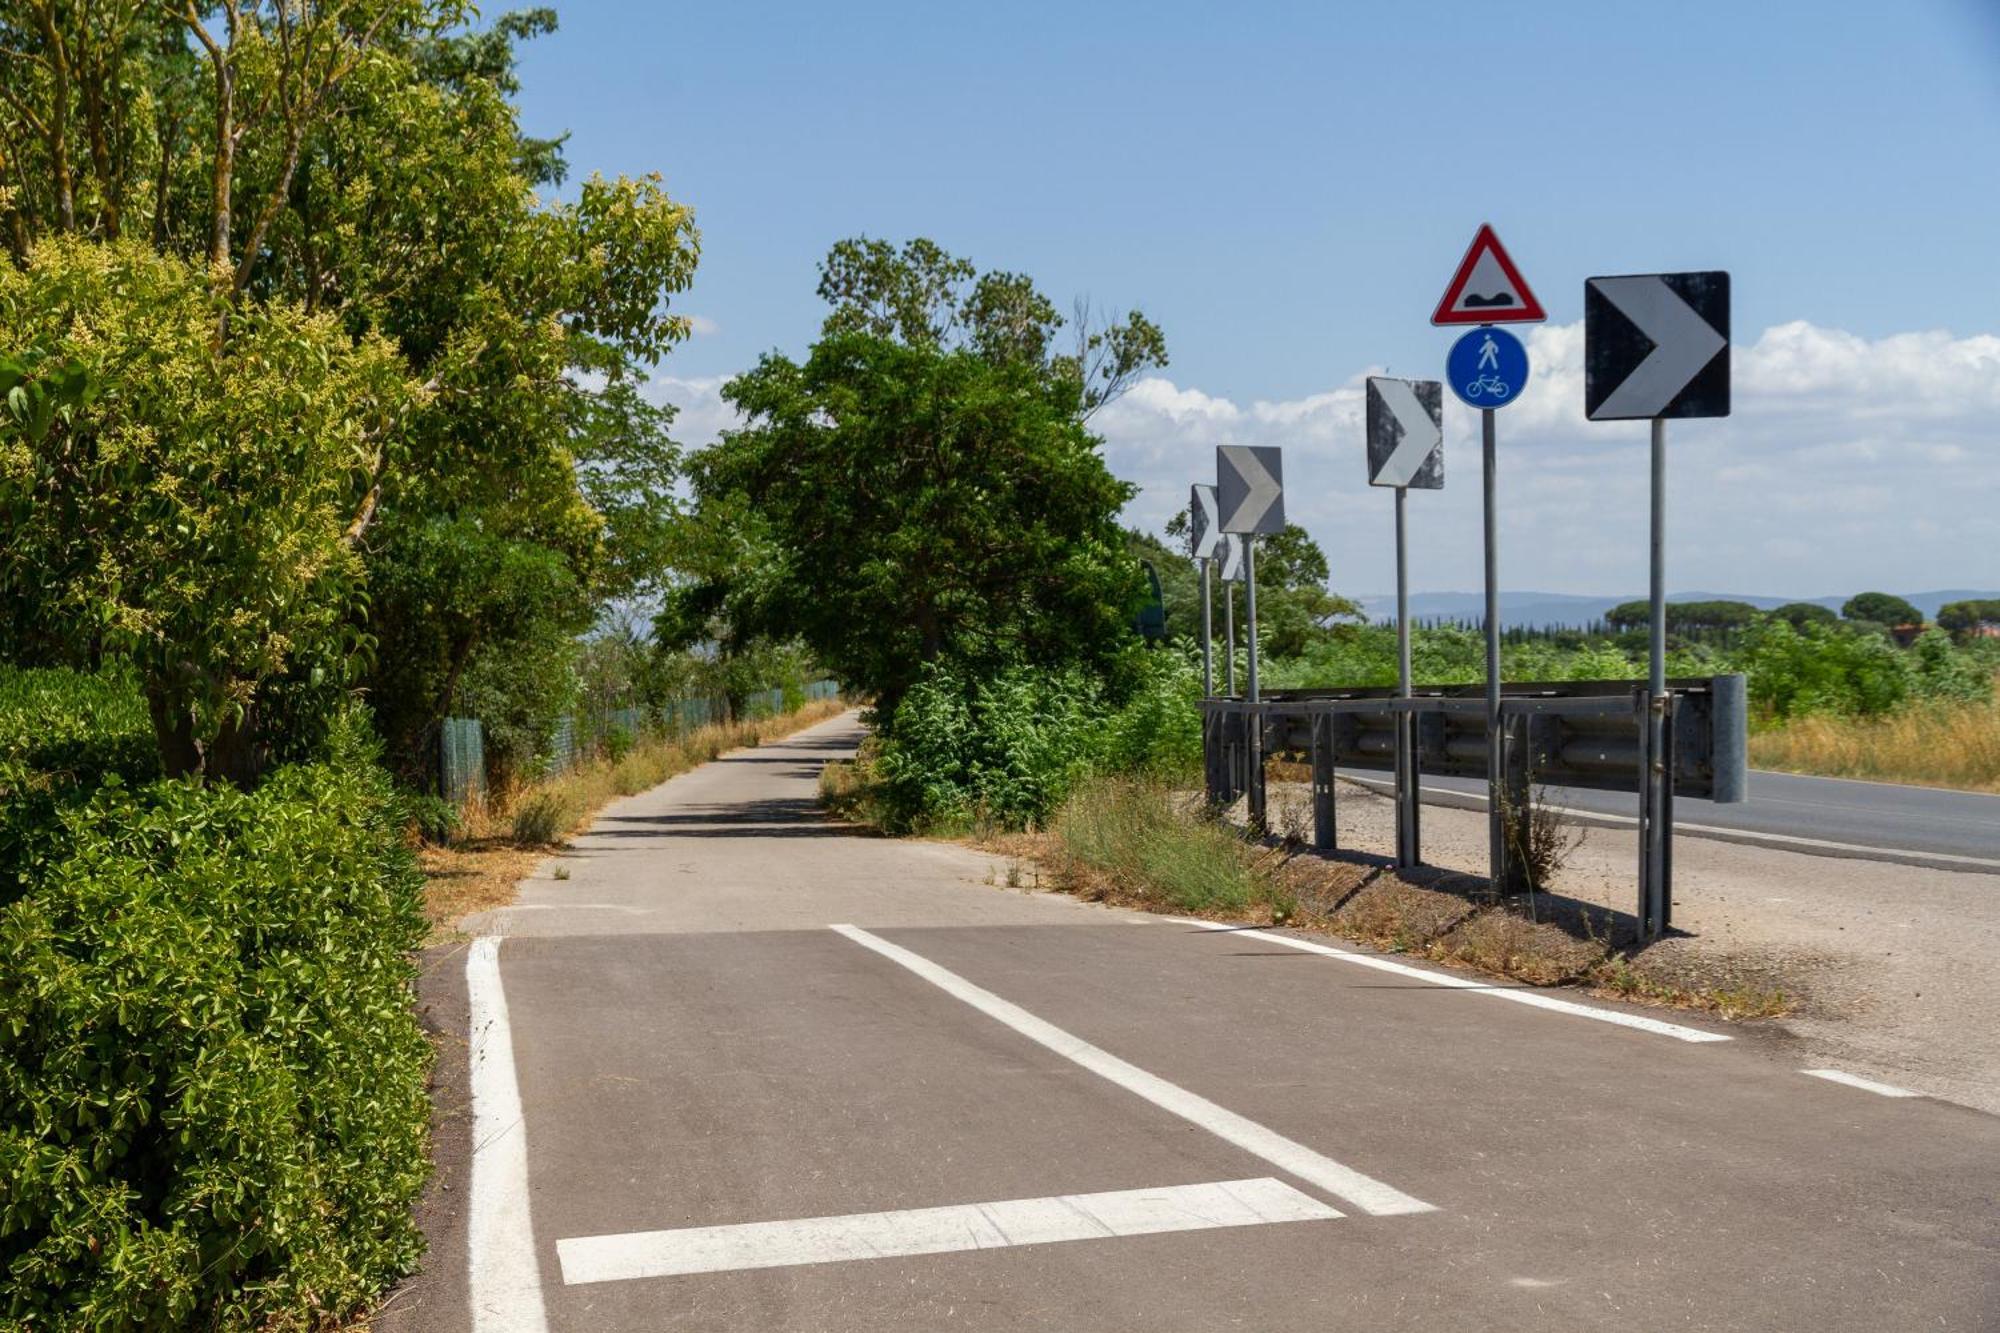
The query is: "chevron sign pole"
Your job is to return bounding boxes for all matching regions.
[1216,445,1283,831]
[1364,377,1444,868]
[1585,270,1732,941]
[1190,485,1219,697]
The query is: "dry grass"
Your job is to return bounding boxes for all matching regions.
[415,698,845,940]
[1749,692,2000,793]
[982,772,1792,1023]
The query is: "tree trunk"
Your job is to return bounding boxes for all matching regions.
[145,683,204,781]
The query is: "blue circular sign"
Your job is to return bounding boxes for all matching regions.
[1447,326,1529,409]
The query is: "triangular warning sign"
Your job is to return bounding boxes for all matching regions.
[1432,224,1546,326]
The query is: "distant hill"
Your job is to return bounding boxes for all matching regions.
[1353,589,2000,629]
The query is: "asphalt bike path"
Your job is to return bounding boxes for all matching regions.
[446,712,1999,1331]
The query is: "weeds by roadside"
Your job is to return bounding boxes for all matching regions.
[971,773,1794,1023]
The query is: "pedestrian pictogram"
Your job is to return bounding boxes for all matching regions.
[1446,326,1529,409]
[1432,224,1546,326]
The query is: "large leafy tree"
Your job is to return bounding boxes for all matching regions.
[0,239,412,781]
[0,5,701,783]
[1842,591,1923,630]
[668,239,1161,713]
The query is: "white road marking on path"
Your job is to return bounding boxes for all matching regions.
[466,937,552,1333]
[1802,1069,1920,1098]
[1166,920,1731,1045]
[557,1177,1336,1284]
[830,924,1434,1217]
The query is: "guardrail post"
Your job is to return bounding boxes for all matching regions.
[1493,710,1532,896]
[1637,692,1676,939]
[1246,708,1268,833]
[1310,711,1336,850]
[1394,708,1420,867]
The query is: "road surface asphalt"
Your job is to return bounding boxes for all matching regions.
[1341,765,2000,870]
[407,712,2000,1332]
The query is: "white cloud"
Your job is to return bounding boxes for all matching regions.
[684,314,721,337]
[1093,320,2000,598]
[643,320,2000,600]
[641,374,742,449]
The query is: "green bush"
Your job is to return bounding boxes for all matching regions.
[1097,649,1204,779]
[1739,620,1909,718]
[874,663,1106,831]
[0,721,432,1330]
[1907,627,1993,704]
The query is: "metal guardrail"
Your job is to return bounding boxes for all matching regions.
[1202,675,1747,936]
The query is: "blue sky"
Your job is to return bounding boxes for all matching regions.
[516,2,2000,597]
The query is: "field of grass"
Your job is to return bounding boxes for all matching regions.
[419,697,845,936]
[1749,693,2000,793]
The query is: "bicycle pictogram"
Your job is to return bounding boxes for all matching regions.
[1462,375,1511,401]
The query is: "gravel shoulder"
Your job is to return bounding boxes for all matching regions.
[1280,776,2000,1114]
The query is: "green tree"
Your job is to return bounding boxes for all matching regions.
[671,239,1161,713]
[1937,599,2000,640]
[1606,599,1760,635]
[1771,601,1839,630]
[1842,591,1922,628]
[0,7,703,783]
[0,238,412,781]
[1160,511,1358,659]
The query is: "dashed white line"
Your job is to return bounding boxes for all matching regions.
[557,1176,1338,1284]
[1165,919,1731,1044]
[466,937,552,1333]
[1802,1069,1920,1098]
[830,923,1434,1217]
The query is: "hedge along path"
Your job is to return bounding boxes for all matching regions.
[418,699,847,940]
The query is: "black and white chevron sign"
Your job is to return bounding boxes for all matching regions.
[1218,533,1245,582]
[1217,445,1284,535]
[1584,272,1731,421]
[1188,484,1221,560]
[1365,377,1444,490]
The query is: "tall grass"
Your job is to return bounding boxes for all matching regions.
[1049,776,1277,913]
[1748,694,2000,793]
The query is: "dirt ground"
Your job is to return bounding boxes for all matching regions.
[1274,776,2000,1115]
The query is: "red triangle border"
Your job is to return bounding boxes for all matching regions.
[1432,223,1546,326]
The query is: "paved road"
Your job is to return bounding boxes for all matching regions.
[1342,765,2000,870]
[417,713,2000,1331]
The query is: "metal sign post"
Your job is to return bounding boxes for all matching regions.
[1586,270,1731,940]
[1199,558,1214,697]
[1217,446,1285,831]
[1219,533,1243,696]
[1445,327,1531,893]
[1365,376,1444,868]
[1189,484,1222,698]
[1435,225,1543,896]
